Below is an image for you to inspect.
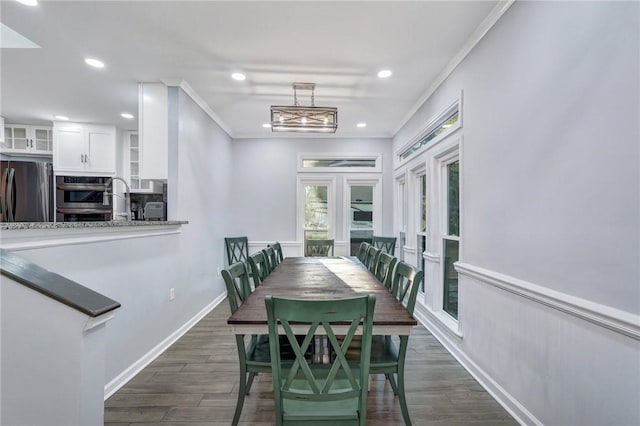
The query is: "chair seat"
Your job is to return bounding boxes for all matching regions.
[282,376,361,422]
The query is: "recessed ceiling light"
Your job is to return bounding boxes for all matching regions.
[121,113,134,119]
[377,69,392,79]
[357,122,367,128]
[231,72,246,81]
[55,115,69,121]
[262,123,271,128]
[85,58,105,68]
[16,0,38,6]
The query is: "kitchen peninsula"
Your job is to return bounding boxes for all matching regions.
[1,220,187,250]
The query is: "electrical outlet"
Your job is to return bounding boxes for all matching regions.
[169,288,175,301]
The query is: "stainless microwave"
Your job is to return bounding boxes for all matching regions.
[56,176,113,222]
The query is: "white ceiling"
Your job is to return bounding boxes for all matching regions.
[0,0,500,138]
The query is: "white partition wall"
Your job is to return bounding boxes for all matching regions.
[392,2,640,425]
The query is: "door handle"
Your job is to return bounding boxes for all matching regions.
[1,167,8,220]
[6,167,15,222]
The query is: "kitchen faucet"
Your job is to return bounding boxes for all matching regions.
[103,176,131,221]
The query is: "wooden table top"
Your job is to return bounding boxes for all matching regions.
[227,257,417,335]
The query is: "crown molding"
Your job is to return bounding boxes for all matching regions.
[162,79,234,138]
[393,0,515,136]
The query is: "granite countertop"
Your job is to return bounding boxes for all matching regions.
[1,220,188,230]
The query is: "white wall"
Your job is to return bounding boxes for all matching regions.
[230,137,393,248]
[1,276,108,426]
[393,2,639,425]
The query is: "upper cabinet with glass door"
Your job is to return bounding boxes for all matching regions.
[124,131,163,193]
[1,124,53,156]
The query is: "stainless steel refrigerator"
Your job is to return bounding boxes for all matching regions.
[0,160,53,222]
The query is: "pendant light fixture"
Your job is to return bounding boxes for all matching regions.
[270,83,338,133]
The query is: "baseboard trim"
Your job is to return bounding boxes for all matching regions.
[413,304,542,426]
[455,262,640,340]
[103,292,227,400]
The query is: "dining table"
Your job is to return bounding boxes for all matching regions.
[227,256,417,336]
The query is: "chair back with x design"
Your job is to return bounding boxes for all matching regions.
[265,295,376,426]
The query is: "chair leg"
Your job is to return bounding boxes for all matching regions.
[245,372,257,395]
[397,365,411,426]
[385,373,399,395]
[232,368,248,426]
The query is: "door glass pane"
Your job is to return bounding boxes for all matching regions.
[12,127,28,149]
[304,230,328,240]
[350,185,373,255]
[34,129,48,140]
[305,185,328,235]
[34,140,49,151]
[131,149,139,161]
[131,178,140,190]
[13,138,28,149]
[448,161,460,236]
[443,239,459,319]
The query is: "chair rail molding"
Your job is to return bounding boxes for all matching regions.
[424,251,440,263]
[455,262,640,340]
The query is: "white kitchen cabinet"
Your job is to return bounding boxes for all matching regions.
[1,124,53,156]
[138,83,168,180]
[53,122,116,175]
[124,131,163,192]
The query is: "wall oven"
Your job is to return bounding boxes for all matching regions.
[56,176,113,222]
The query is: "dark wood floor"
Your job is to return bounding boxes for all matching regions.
[105,302,518,425]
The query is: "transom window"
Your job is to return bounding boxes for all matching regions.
[298,153,382,173]
[400,109,459,160]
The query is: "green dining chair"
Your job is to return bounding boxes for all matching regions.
[370,261,423,426]
[373,251,397,289]
[221,262,272,426]
[248,250,270,289]
[265,295,376,426]
[357,242,371,263]
[305,239,334,257]
[269,242,284,263]
[364,246,380,271]
[263,246,278,271]
[371,236,397,255]
[225,236,249,266]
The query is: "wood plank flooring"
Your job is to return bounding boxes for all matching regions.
[105,302,518,425]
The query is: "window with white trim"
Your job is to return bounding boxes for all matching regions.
[442,159,460,319]
[416,172,427,292]
[395,174,407,261]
